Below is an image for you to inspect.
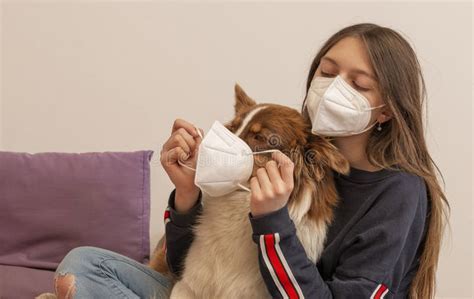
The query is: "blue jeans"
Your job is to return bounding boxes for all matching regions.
[55,246,173,298]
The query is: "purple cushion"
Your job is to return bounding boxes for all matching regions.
[0,150,153,296]
[0,265,54,298]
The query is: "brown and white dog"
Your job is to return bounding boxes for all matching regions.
[150,84,349,298]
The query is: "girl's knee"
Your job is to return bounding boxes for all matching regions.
[55,246,101,277]
[65,246,100,260]
[54,247,105,298]
[54,273,76,299]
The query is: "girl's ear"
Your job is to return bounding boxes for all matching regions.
[234,83,257,114]
[377,107,393,124]
[303,136,350,181]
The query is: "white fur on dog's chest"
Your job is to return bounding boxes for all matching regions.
[169,190,328,298]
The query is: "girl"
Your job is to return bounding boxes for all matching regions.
[53,23,449,299]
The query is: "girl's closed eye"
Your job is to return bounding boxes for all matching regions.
[321,71,371,92]
[353,81,371,92]
[321,71,336,78]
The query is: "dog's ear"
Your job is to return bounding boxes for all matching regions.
[303,136,350,181]
[323,143,350,175]
[234,83,256,114]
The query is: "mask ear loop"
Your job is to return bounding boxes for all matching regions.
[346,104,386,136]
[339,115,384,137]
[237,183,251,192]
[195,126,203,139]
[237,149,283,192]
[250,149,282,168]
[178,159,196,172]
[365,103,386,111]
[250,149,280,155]
[178,129,283,193]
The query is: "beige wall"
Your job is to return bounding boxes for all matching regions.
[1,2,472,297]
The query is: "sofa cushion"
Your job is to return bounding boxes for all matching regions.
[0,151,153,273]
[0,265,55,298]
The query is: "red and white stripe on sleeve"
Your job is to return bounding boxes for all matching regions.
[370,283,389,299]
[164,206,171,225]
[259,232,304,299]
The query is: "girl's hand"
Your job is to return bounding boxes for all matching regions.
[160,118,203,213]
[250,151,295,217]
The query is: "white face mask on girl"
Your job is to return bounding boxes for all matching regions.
[305,75,385,137]
[178,120,279,197]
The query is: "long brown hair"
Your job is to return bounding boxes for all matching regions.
[301,23,450,299]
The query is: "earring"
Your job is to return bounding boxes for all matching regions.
[377,122,382,131]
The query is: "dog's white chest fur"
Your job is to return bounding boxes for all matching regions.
[169,188,328,298]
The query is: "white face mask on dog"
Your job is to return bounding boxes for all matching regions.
[305,75,385,137]
[178,120,278,197]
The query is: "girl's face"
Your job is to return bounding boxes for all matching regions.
[314,37,388,125]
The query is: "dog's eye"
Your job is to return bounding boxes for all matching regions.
[253,133,265,142]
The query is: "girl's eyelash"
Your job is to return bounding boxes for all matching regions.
[321,71,335,77]
[353,82,370,91]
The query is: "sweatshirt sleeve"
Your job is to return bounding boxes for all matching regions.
[164,188,203,278]
[247,174,428,298]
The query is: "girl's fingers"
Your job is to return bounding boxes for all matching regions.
[161,146,187,167]
[272,151,294,185]
[256,167,272,191]
[163,128,196,152]
[250,176,261,196]
[172,118,201,138]
[195,128,204,148]
[265,160,284,185]
[175,134,191,156]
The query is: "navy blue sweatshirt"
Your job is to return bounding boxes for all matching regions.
[164,167,429,298]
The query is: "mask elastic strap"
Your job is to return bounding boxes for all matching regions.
[237,183,251,192]
[177,151,278,172]
[344,119,379,136]
[178,160,196,172]
[250,149,282,168]
[180,148,280,191]
[364,103,386,111]
[354,103,386,134]
[237,149,282,193]
[195,125,203,139]
[342,105,384,136]
[250,149,280,155]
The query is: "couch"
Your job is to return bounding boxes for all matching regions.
[0,150,154,298]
